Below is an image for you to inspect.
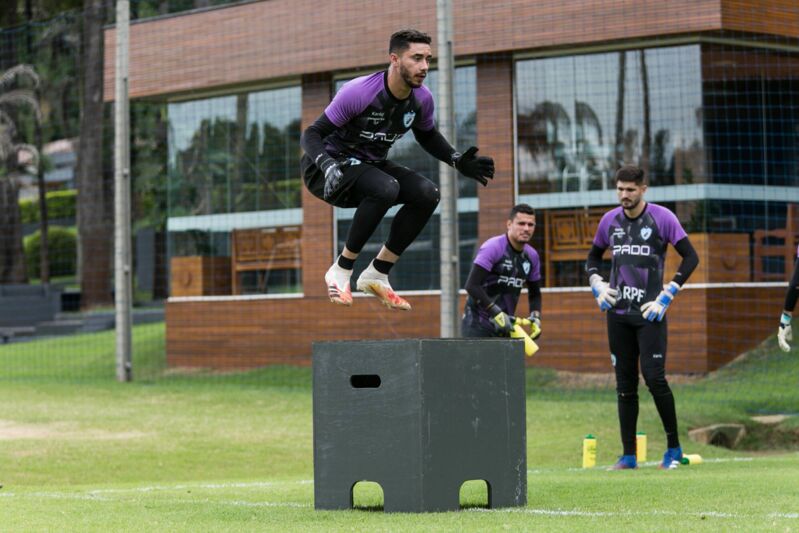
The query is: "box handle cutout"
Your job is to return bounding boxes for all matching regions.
[350,374,381,388]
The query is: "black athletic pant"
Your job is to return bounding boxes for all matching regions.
[303,157,440,256]
[606,311,680,456]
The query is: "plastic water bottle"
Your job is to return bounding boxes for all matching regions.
[582,434,597,468]
[680,453,703,465]
[636,432,647,462]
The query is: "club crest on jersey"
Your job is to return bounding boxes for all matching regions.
[522,260,530,275]
[640,226,652,240]
[403,111,415,128]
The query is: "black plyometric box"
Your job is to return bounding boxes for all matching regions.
[312,338,527,513]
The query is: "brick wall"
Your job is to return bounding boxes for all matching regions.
[104,0,799,101]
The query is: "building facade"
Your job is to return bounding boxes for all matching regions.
[104,0,799,372]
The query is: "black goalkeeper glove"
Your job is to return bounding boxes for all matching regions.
[453,146,495,186]
[316,154,344,201]
[488,304,513,335]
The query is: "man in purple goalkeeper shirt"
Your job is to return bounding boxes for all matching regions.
[462,203,542,339]
[300,29,495,311]
[585,166,699,470]
[777,243,799,352]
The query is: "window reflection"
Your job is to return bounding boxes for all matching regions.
[166,85,303,296]
[516,45,705,194]
[167,86,302,216]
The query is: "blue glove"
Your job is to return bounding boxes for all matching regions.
[641,281,680,322]
[589,274,618,312]
[778,312,792,352]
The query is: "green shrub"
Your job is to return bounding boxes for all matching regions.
[24,226,78,278]
[20,189,78,224]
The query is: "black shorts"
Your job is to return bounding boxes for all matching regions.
[301,154,415,209]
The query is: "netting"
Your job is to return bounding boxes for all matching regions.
[1,1,798,428]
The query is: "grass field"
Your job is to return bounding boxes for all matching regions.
[1,324,798,531]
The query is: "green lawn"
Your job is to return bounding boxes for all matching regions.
[0,326,798,531]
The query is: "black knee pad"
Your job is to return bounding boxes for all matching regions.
[616,389,639,402]
[418,181,440,210]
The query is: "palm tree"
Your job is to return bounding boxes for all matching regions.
[76,0,111,309]
[0,64,41,284]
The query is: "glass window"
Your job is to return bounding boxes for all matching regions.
[703,44,799,187]
[167,86,302,216]
[166,85,302,296]
[516,45,705,195]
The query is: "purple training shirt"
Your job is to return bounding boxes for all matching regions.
[322,71,435,162]
[463,234,541,331]
[592,203,687,314]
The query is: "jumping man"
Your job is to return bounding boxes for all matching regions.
[300,29,495,310]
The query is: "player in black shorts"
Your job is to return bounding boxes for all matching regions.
[586,166,699,470]
[300,29,495,310]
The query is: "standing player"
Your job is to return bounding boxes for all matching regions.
[462,204,542,339]
[300,29,495,310]
[777,244,799,352]
[585,166,699,470]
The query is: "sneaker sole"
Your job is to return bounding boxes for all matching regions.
[357,281,411,311]
[328,294,352,306]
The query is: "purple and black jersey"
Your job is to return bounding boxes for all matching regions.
[593,203,687,314]
[463,235,541,331]
[322,71,435,162]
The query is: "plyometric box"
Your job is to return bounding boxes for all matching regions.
[312,339,527,513]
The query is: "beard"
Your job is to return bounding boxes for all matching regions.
[621,197,640,210]
[400,64,423,88]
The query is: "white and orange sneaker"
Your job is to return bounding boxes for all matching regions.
[325,263,353,306]
[356,263,411,311]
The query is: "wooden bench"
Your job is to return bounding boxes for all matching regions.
[543,208,607,286]
[231,227,302,294]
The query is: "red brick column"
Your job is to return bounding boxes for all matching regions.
[476,53,515,242]
[300,73,333,297]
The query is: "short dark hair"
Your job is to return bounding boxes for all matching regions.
[615,165,646,185]
[389,29,432,55]
[509,203,535,220]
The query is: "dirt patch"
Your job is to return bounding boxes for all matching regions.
[735,422,799,452]
[0,420,147,441]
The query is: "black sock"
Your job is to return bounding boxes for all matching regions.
[372,258,394,275]
[652,390,680,449]
[617,391,639,456]
[337,255,355,270]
